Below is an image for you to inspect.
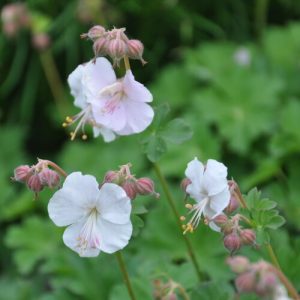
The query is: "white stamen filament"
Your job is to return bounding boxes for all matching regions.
[188,197,209,229]
[77,208,100,253]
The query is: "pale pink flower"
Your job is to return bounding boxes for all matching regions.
[184,158,230,232]
[90,70,154,135]
[66,57,117,141]
[48,172,132,257]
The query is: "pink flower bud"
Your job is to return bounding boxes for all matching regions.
[122,181,137,200]
[32,33,51,51]
[227,256,250,273]
[225,194,239,214]
[27,174,43,193]
[82,25,106,40]
[180,178,191,192]
[224,232,241,253]
[127,39,146,65]
[255,272,278,296]
[13,165,32,182]
[213,214,228,227]
[136,177,154,195]
[107,38,127,62]
[235,271,256,293]
[93,36,108,57]
[103,171,119,184]
[240,229,256,245]
[39,168,60,188]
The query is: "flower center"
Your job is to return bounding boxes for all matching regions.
[183,197,209,234]
[77,208,100,253]
[99,81,125,114]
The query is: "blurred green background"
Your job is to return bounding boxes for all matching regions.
[1,0,300,299]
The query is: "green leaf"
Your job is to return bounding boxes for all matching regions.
[257,199,277,211]
[152,103,170,129]
[132,202,148,215]
[160,118,193,144]
[266,215,286,229]
[142,134,167,162]
[131,215,145,237]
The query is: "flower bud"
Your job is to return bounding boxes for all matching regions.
[240,229,256,245]
[13,165,32,182]
[81,25,106,40]
[107,38,127,64]
[227,256,250,274]
[225,194,239,214]
[136,177,154,195]
[103,170,119,184]
[212,214,228,227]
[235,271,256,293]
[93,36,108,57]
[224,232,241,253]
[122,181,137,200]
[27,174,43,193]
[127,39,146,65]
[39,168,60,188]
[255,272,278,296]
[180,178,191,192]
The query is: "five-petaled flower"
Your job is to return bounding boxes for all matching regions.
[48,172,133,257]
[65,57,154,141]
[183,158,230,233]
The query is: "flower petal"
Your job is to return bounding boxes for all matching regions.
[185,158,205,201]
[93,126,117,142]
[48,172,100,226]
[123,70,153,103]
[97,183,131,224]
[68,64,86,109]
[63,221,101,257]
[82,57,116,98]
[116,101,154,135]
[97,219,132,254]
[209,187,231,214]
[203,159,228,196]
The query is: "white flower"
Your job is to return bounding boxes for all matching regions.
[66,57,117,142]
[183,158,230,233]
[233,47,251,66]
[90,70,154,135]
[48,172,132,257]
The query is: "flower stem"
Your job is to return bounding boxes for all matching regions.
[234,188,248,210]
[266,242,281,271]
[269,265,300,300]
[153,162,204,281]
[45,160,68,178]
[115,251,137,300]
[124,56,131,71]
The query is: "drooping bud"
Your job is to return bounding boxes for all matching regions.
[93,36,108,57]
[39,168,60,188]
[81,25,106,40]
[235,271,257,293]
[127,39,146,65]
[212,214,228,227]
[227,256,250,274]
[225,194,239,214]
[27,173,43,193]
[13,165,32,182]
[136,177,154,195]
[180,178,191,192]
[107,38,127,66]
[122,181,137,200]
[223,232,241,253]
[103,170,119,184]
[255,272,278,296]
[240,229,256,246]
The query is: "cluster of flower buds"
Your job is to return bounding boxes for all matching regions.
[12,159,62,197]
[1,3,30,37]
[227,256,288,298]
[153,278,188,300]
[213,214,256,253]
[100,164,159,200]
[81,25,146,66]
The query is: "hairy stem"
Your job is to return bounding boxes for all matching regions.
[153,162,204,281]
[115,251,137,300]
